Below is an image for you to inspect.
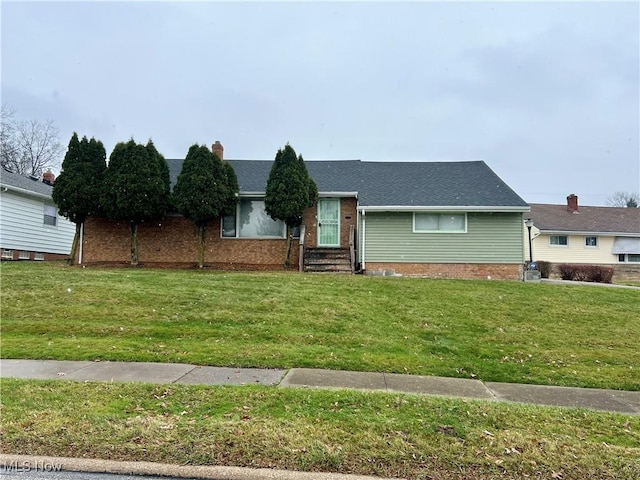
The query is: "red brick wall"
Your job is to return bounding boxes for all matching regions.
[79,198,359,269]
[0,250,68,262]
[79,215,300,269]
[365,262,523,280]
[301,197,358,248]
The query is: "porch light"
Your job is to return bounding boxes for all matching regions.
[525,218,534,264]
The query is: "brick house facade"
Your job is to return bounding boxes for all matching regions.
[78,197,359,270]
[76,143,531,279]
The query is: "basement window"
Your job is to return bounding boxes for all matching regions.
[19,251,30,260]
[34,252,45,261]
[1,249,14,259]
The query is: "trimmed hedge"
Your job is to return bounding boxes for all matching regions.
[557,264,614,283]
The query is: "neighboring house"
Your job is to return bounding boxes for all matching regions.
[78,142,530,279]
[526,194,640,280]
[0,170,75,261]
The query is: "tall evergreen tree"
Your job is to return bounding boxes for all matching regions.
[173,144,239,267]
[102,139,170,266]
[52,132,107,265]
[265,143,318,267]
[146,139,171,211]
[221,160,240,215]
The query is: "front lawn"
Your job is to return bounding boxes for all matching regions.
[1,379,638,480]
[1,262,638,390]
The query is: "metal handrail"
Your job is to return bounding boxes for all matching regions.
[349,225,356,274]
[298,224,306,272]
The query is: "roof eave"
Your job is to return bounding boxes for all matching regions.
[239,191,359,198]
[318,191,359,198]
[1,183,53,201]
[359,205,530,213]
[537,229,640,237]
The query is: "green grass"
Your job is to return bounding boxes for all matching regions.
[1,379,638,480]
[1,262,639,390]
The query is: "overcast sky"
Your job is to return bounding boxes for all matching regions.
[2,1,638,206]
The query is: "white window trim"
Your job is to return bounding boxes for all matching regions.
[19,251,30,260]
[619,253,640,263]
[221,198,286,239]
[43,204,57,227]
[1,249,14,259]
[585,236,598,248]
[549,235,569,247]
[34,252,45,261]
[413,212,467,234]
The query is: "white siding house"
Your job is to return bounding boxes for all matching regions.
[0,170,75,260]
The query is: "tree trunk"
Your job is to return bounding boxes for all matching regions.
[130,221,138,266]
[284,224,292,268]
[67,223,80,266]
[197,223,206,268]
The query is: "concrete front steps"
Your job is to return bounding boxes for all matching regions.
[304,247,352,273]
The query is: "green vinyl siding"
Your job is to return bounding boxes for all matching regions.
[362,212,524,263]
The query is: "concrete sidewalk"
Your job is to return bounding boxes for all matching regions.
[1,359,638,415]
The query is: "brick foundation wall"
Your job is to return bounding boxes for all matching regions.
[0,249,68,262]
[614,264,640,281]
[544,262,640,282]
[365,262,523,280]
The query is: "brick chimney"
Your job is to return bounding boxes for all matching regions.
[42,170,55,186]
[212,141,224,161]
[567,194,578,213]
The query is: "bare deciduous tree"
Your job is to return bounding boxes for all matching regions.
[0,104,19,172]
[1,104,63,176]
[607,191,639,208]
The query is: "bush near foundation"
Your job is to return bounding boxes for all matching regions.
[557,264,614,283]
[535,260,552,279]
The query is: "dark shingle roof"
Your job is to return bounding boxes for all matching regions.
[357,161,527,207]
[0,169,54,197]
[530,203,640,234]
[228,160,363,194]
[166,158,528,209]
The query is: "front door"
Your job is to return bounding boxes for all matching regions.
[317,198,340,247]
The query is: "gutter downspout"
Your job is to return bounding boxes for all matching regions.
[78,222,84,265]
[361,209,366,272]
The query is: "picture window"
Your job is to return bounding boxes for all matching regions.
[413,213,466,233]
[222,199,286,238]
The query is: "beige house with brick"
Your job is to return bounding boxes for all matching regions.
[77,143,531,280]
[526,194,640,280]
